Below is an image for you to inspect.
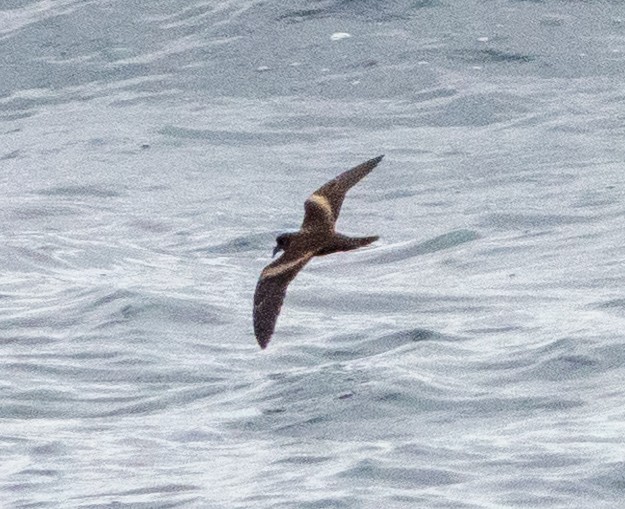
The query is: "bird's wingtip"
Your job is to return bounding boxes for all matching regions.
[372,154,384,164]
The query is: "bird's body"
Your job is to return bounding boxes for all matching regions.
[253,155,384,349]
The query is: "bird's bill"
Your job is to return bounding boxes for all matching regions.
[272,245,282,257]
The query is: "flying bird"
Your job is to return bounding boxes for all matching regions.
[253,155,384,349]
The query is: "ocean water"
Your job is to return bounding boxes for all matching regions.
[2,0,625,507]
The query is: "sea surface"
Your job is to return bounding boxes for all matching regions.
[2,1,625,507]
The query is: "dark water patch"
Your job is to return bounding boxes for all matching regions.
[0,97,49,114]
[480,49,536,64]
[79,288,191,333]
[453,48,536,64]
[111,484,200,496]
[14,350,124,362]
[266,92,455,131]
[1,149,20,160]
[0,380,225,419]
[331,0,440,18]
[150,2,214,25]
[0,309,81,330]
[1,244,71,271]
[525,354,598,381]
[532,398,583,411]
[275,0,439,23]
[275,0,442,23]
[29,442,68,458]
[475,336,599,381]
[527,337,577,356]
[597,298,625,314]
[116,295,223,326]
[475,353,536,374]
[593,343,625,372]
[249,367,373,428]
[96,385,224,418]
[36,185,120,198]
[0,111,35,121]
[295,498,353,509]
[11,205,79,220]
[256,372,468,425]
[412,0,440,6]
[540,14,566,27]
[346,58,380,71]
[497,493,569,508]
[73,287,224,331]
[411,86,458,103]
[392,497,479,509]
[480,212,592,230]
[262,407,287,415]
[273,455,332,465]
[337,459,464,488]
[370,189,419,201]
[109,94,179,108]
[586,461,625,492]
[17,468,59,477]
[474,243,535,258]
[514,452,583,469]
[199,232,271,254]
[365,230,480,264]
[277,8,328,22]
[368,382,481,413]
[454,395,583,416]
[126,218,171,233]
[276,415,327,432]
[466,325,526,334]
[0,390,141,420]
[0,335,56,346]
[321,328,457,361]
[87,289,138,310]
[78,500,194,509]
[159,125,321,145]
[264,113,424,131]
[379,327,447,343]
[12,389,77,403]
[169,429,223,443]
[291,289,483,314]
[363,385,582,417]
[0,434,28,444]
[5,361,225,386]
[422,93,530,127]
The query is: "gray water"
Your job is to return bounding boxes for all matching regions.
[2,1,625,507]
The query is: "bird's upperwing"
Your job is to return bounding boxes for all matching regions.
[253,252,314,349]
[301,155,384,231]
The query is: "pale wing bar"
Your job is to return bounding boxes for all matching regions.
[301,193,334,231]
[310,155,384,223]
[301,155,383,230]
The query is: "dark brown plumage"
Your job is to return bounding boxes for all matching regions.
[253,155,384,349]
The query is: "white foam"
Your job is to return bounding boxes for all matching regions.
[331,32,351,41]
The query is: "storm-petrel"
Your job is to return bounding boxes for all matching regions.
[253,155,384,349]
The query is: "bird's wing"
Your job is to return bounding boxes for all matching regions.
[253,252,314,349]
[301,155,384,231]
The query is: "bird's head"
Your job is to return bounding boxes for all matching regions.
[273,232,295,257]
